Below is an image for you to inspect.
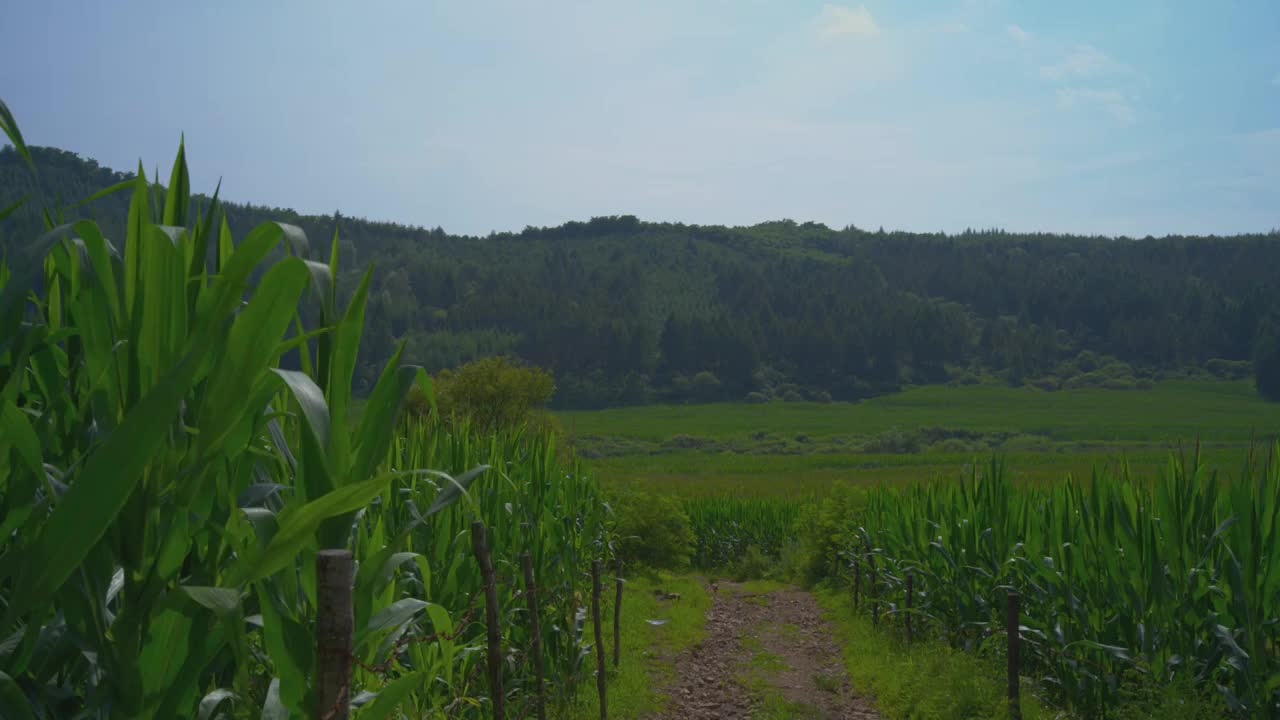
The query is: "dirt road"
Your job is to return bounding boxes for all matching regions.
[653,581,881,719]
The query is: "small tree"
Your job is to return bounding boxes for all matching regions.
[429,355,557,433]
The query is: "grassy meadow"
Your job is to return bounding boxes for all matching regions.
[561,381,1280,495]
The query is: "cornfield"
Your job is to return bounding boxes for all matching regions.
[0,106,609,719]
[684,496,802,568]
[835,450,1280,717]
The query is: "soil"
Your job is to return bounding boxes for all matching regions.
[652,581,881,719]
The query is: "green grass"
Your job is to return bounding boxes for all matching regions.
[584,446,1260,496]
[568,572,712,719]
[815,587,1057,720]
[562,381,1278,443]
[562,382,1279,496]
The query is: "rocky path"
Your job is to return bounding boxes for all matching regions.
[654,581,881,719]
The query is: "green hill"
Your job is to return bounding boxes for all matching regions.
[3,144,1277,407]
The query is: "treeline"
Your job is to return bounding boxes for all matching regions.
[3,145,1279,407]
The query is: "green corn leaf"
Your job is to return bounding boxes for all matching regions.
[1,346,208,634]
[352,348,417,482]
[0,399,41,479]
[0,224,74,353]
[225,469,399,586]
[325,267,373,475]
[359,598,428,641]
[198,689,237,720]
[353,670,429,719]
[0,671,33,720]
[181,586,244,616]
[0,97,35,173]
[256,589,311,716]
[0,195,25,221]
[161,135,189,227]
[260,679,288,720]
[197,258,310,453]
[424,465,490,517]
[272,369,330,452]
[0,224,286,635]
[70,176,138,208]
[139,604,198,701]
[279,223,309,258]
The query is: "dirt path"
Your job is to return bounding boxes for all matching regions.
[654,581,881,719]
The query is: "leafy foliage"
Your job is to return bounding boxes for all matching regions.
[4,146,1279,406]
[428,355,556,434]
[0,108,607,718]
[827,452,1280,717]
[608,488,696,570]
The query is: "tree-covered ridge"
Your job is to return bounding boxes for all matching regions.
[3,144,1278,407]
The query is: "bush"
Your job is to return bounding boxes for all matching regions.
[1205,358,1251,380]
[429,355,556,433]
[730,545,773,581]
[610,488,696,570]
[929,438,976,453]
[744,391,770,403]
[860,427,922,454]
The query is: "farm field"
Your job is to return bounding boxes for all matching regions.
[560,381,1280,496]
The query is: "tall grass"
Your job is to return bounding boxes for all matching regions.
[0,108,607,718]
[832,450,1279,717]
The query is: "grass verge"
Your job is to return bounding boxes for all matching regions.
[814,587,1058,720]
[568,572,712,719]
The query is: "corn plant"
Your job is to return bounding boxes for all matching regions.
[684,495,802,568]
[834,450,1280,718]
[0,102,609,719]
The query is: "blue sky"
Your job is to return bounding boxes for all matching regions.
[3,0,1278,237]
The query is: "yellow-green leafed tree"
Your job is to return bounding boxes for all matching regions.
[417,355,556,434]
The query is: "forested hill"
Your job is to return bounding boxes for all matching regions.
[3,145,1279,408]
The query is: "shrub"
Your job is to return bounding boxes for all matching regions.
[929,438,975,453]
[429,355,556,433]
[610,488,696,570]
[860,427,923,454]
[744,391,770,403]
[1205,358,1251,380]
[730,544,773,581]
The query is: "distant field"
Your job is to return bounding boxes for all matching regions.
[559,381,1280,496]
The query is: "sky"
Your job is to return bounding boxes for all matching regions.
[2,0,1278,237]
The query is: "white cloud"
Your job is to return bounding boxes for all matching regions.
[816,4,880,39]
[1007,24,1031,44]
[1056,88,1136,125]
[1041,45,1129,80]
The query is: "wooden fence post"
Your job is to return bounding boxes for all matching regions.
[521,552,546,720]
[471,521,504,720]
[613,558,623,669]
[1007,591,1022,720]
[592,560,607,720]
[316,550,354,720]
[905,573,913,645]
